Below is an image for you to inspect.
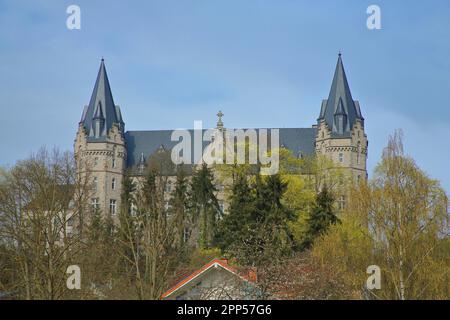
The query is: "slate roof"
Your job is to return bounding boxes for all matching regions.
[80,59,124,141]
[125,127,317,169]
[318,54,363,137]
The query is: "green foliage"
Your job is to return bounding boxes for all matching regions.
[189,164,221,248]
[301,185,339,249]
[217,173,296,266]
[313,132,450,299]
[215,173,255,251]
[187,247,223,269]
[169,165,190,249]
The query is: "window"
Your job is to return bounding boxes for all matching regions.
[94,157,98,167]
[131,203,137,216]
[93,177,98,191]
[164,200,170,211]
[165,181,172,193]
[67,217,74,227]
[91,198,99,210]
[112,158,116,168]
[357,141,361,165]
[183,228,190,243]
[339,153,344,163]
[338,195,346,210]
[110,199,117,215]
[112,178,116,190]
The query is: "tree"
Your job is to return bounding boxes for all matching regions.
[115,150,180,299]
[301,185,339,249]
[0,148,92,299]
[190,163,221,249]
[80,206,118,298]
[169,165,190,249]
[312,131,450,299]
[215,172,255,251]
[219,173,296,280]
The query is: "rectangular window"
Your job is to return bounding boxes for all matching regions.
[338,196,346,210]
[112,158,116,168]
[112,178,116,190]
[339,153,344,163]
[91,198,99,211]
[131,203,137,216]
[93,177,98,192]
[110,199,117,215]
[183,228,190,243]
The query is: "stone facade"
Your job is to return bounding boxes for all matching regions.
[74,55,368,218]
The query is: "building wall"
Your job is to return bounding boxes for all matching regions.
[74,123,126,222]
[315,119,368,182]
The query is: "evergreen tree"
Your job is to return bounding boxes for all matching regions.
[251,174,296,262]
[169,165,189,248]
[215,173,255,251]
[218,173,296,266]
[302,185,339,249]
[189,163,220,248]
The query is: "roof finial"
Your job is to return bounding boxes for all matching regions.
[101,56,104,62]
[338,50,342,57]
[216,110,224,129]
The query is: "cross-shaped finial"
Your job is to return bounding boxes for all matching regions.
[216,110,224,129]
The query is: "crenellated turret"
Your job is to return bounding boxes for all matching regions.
[315,54,368,205]
[74,58,126,223]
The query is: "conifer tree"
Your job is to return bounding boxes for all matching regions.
[215,172,255,251]
[219,173,296,266]
[189,163,220,248]
[169,165,190,248]
[302,184,339,249]
[255,174,296,260]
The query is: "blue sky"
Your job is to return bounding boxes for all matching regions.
[0,0,449,192]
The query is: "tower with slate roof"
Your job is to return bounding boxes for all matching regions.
[74,59,126,220]
[315,54,368,205]
[74,54,368,219]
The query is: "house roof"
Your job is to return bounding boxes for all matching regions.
[161,258,256,299]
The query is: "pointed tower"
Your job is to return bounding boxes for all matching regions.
[74,59,126,222]
[315,54,368,195]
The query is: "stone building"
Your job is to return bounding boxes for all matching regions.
[74,54,368,218]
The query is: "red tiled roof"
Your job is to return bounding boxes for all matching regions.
[161,258,256,299]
